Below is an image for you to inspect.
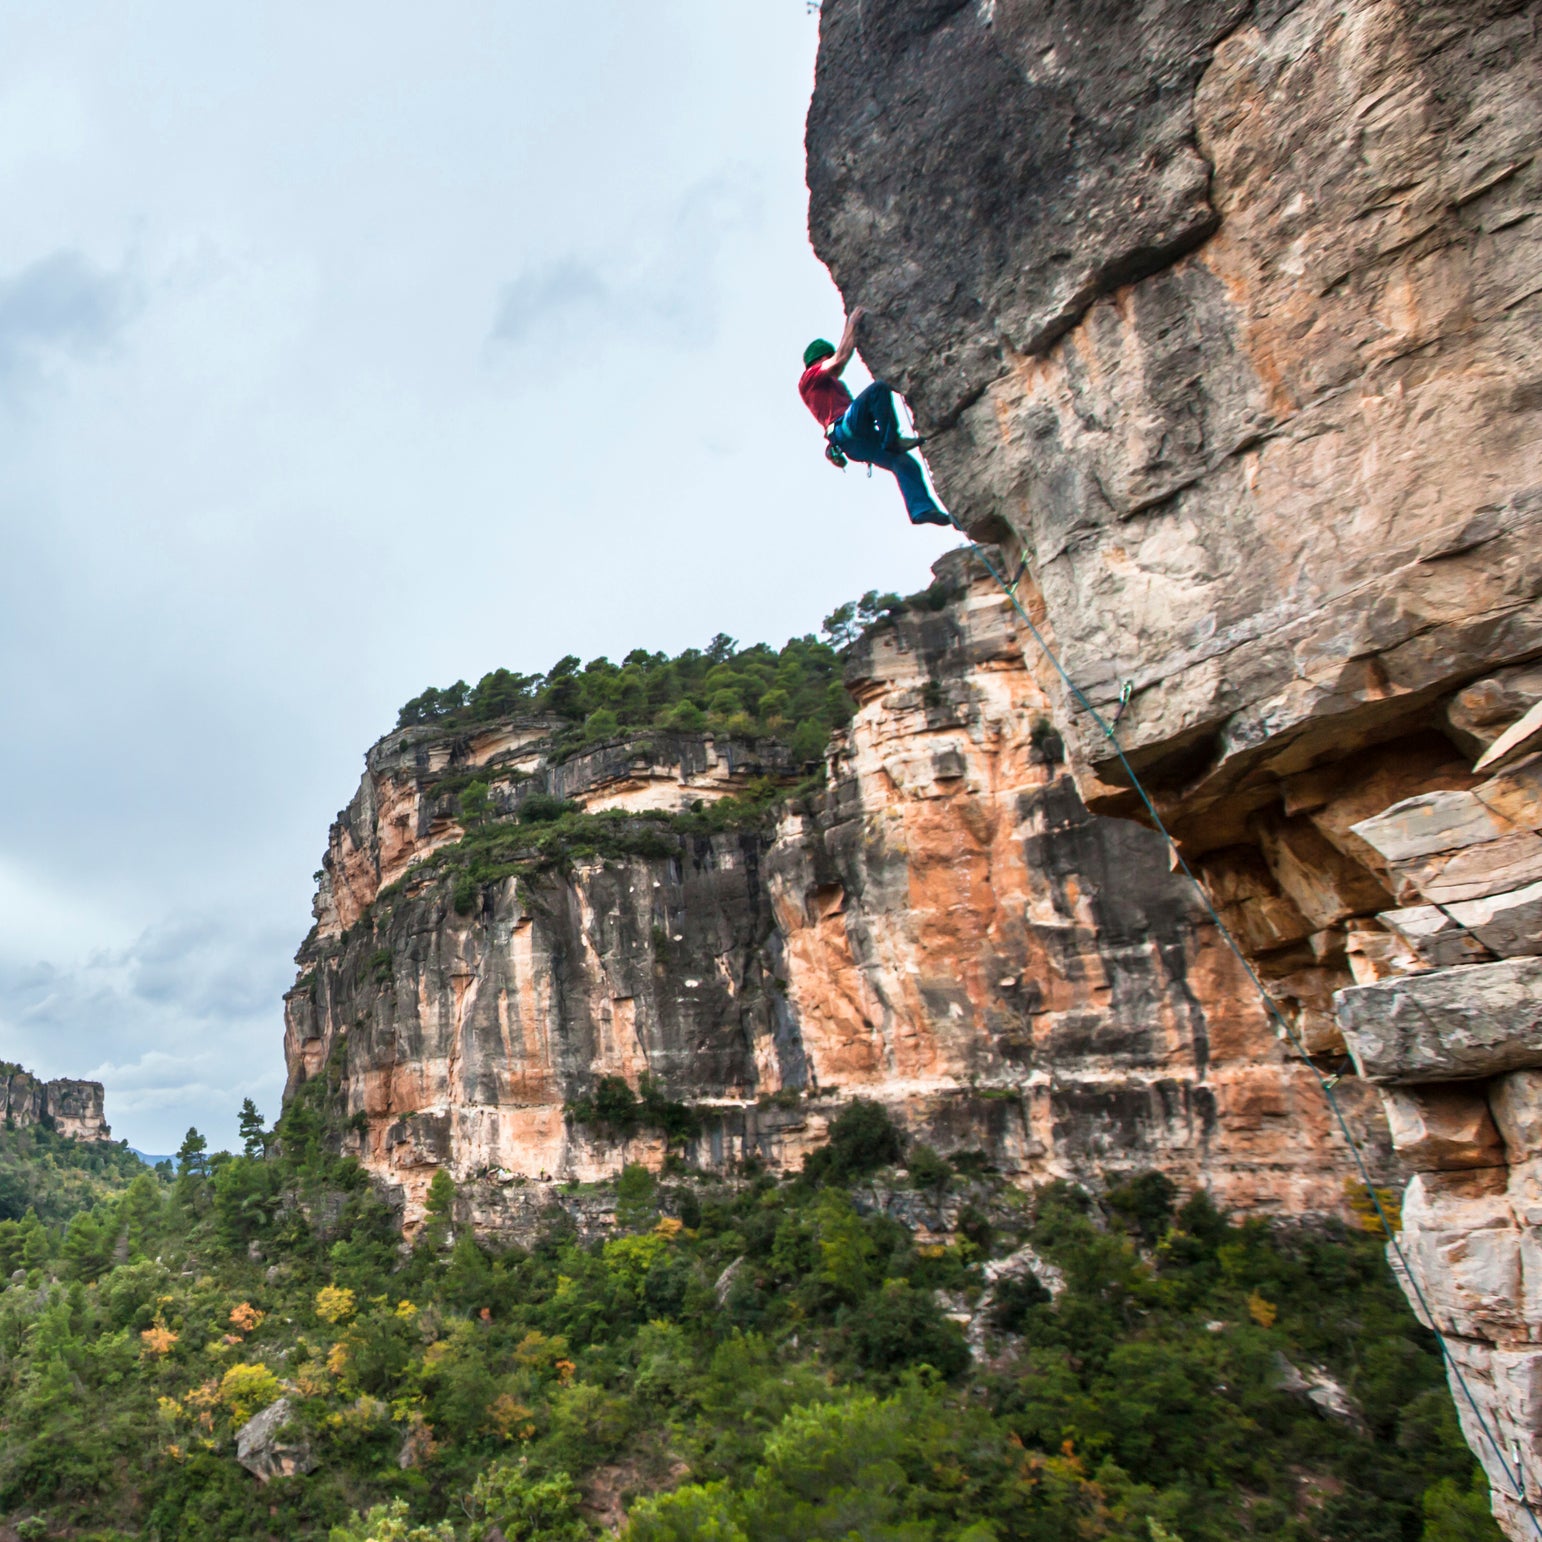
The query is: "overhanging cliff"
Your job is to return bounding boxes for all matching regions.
[806,0,1541,1530]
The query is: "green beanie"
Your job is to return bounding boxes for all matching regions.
[803,338,836,368]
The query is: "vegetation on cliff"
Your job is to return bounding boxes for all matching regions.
[391,587,941,757]
[365,585,964,921]
[394,624,859,767]
[0,1084,1498,1542]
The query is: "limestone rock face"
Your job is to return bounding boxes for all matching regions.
[0,1068,111,1142]
[812,0,1541,809]
[807,0,1540,1527]
[1340,958,1542,1083]
[284,559,1385,1237]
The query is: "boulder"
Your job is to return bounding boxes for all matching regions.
[1271,1353,1368,1434]
[1475,700,1542,776]
[1447,882,1542,960]
[713,1256,746,1308]
[1398,832,1542,909]
[1382,1086,1505,1172]
[1474,755,1542,834]
[1376,906,1491,971]
[234,1398,316,1483]
[1351,791,1516,865]
[1336,957,1542,1083]
[1489,1072,1542,1156]
[1446,669,1542,759]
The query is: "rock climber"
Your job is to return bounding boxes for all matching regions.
[799,306,951,527]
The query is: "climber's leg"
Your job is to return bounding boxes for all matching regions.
[841,433,948,526]
[830,405,946,525]
[848,380,920,453]
[876,446,949,526]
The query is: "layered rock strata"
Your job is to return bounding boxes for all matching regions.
[284,556,1384,1239]
[0,1067,111,1142]
[806,0,1541,1527]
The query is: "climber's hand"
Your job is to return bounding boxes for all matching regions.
[833,306,866,372]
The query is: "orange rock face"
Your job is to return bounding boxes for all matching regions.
[285,557,1386,1238]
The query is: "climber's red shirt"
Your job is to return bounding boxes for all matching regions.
[799,361,852,429]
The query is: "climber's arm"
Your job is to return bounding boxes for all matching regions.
[828,306,866,375]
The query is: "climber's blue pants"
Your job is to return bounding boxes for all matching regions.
[829,382,950,527]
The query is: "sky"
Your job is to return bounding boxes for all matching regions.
[0,2,959,1154]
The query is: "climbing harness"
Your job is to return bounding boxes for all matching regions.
[824,435,848,470]
[942,506,1542,1532]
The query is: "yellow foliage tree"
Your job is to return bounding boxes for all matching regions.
[219,1362,282,1424]
[1247,1290,1278,1329]
[1344,1179,1402,1237]
[315,1284,358,1324]
[486,1392,536,1441]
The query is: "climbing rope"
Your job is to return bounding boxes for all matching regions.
[944,511,1542,1532]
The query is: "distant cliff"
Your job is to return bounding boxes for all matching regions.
[284,553,1385,1237]
[806,0,1540,1531]
[0,1065,111,1143]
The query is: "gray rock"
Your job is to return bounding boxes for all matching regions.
[1337,957,1542,1084]
[1272,1353,1368,1434]
[807,0,1249,426]
[1378,906,1492,972]
[1488,1071,1542,1156]
[1352,791,1515,866]
[1447,881,1542,960]
[1446,666,1542,759]
[234,1398,316,1483]
[983,1241,1064,1301]
[713,1256,746,1307]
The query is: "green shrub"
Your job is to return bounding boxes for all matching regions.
[467,1460,586,1541]
[391,625,857,775]
[801,1100,905,1186]
[517,793,578,824]
[907,1143,951,1192]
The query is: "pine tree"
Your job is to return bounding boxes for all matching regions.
[175,1127,209,1178]
[238,1099,266,1159]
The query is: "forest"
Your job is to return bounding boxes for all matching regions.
[391,590,914,765]
[0,1077,1502,1542]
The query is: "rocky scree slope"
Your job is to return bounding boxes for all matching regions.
[284,555,1385,1240]
[806,0,1540,1530]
